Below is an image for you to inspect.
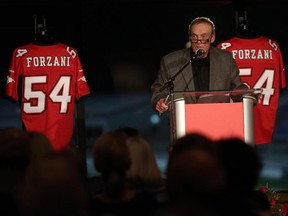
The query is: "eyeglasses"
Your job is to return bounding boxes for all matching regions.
[190,38,210,44]
[190,35,211,44]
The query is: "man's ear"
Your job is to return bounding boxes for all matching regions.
[211,34,216,43]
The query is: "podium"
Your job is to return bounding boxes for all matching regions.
[168,89,262,146]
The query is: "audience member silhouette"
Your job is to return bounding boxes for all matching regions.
[26,131,55,163]
[0,127,30,216]
[90,131,159,216]
[16,149,90,216]
[115,126,167,203]
[217,137,263,216]
[155,133,227,216]
[0,127,268,216]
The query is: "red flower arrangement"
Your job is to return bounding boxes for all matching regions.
[260,183,288,216]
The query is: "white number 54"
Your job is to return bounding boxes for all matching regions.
[240,68,275,106]
[23,75,72,114]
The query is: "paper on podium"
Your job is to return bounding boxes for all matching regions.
[197,93,231,103]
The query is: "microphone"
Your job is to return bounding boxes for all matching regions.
[191,49,205,60]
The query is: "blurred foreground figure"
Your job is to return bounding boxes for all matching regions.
[115,126,167,203]
[154,133,227,216]
[90,131,159,216]
[17,149,90,216]
[0,128,30,216]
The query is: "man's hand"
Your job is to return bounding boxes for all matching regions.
[156,98,169,114]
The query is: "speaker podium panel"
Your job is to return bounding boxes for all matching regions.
[168,89,261,146]
[185,102,244,140]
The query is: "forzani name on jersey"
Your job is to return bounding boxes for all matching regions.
[231,49,273,60]
[26,56,71,67]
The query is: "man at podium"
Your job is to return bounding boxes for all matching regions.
[151,17,248,114]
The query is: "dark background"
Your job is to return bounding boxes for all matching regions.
[0,0,287,95]
[0,0,288,188]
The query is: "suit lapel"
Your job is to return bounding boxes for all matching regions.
[209,47,218,90]
[181,63,194,91]
[179,49,195,91]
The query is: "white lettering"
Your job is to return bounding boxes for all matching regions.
[251,50,256,59]
[26,56,71,67]
[27,57,32,67]
[39,57,45,66]
[230,49,273,60]
[54,56,60,66]
[33,57,39,66]
[47,56,52,66]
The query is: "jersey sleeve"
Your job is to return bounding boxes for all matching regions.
[277,46,287,91]
[75,55,90,100]
[5,48,22,101]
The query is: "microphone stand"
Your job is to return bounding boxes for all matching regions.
[160,59,192,148]
[160,49,203,147]
[160,59,192,94]
[160,49,203,93]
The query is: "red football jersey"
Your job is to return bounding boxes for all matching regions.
[217,36,286,144]
[6,42,90,151]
